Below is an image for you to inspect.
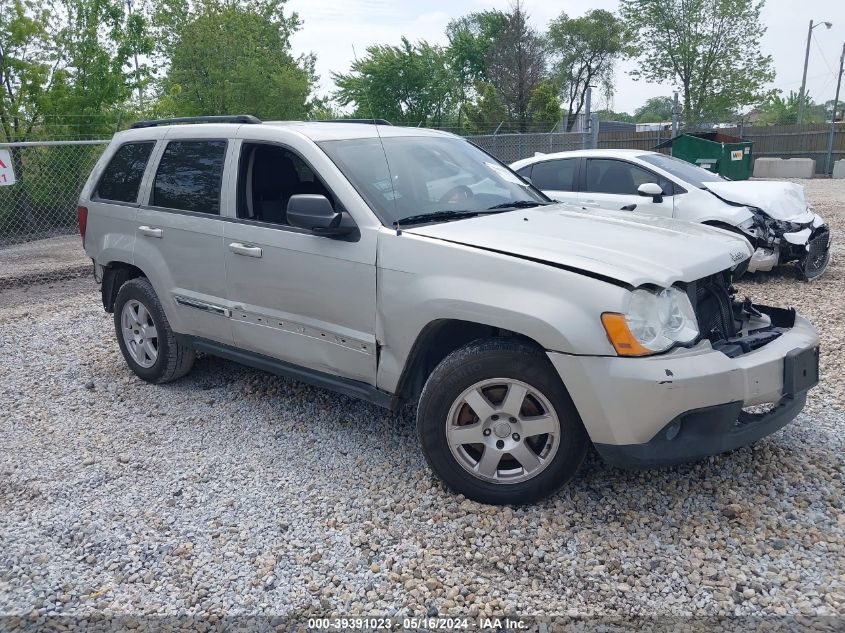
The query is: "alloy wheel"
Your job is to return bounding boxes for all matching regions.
[445,378,561,484]
[120,299,159,368]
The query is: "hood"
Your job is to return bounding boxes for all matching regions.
[704,181,814,222]
[404,204,752,288]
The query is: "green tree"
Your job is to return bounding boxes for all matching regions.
[1,0,153,141]
[529,80,561,125]
[160,0,313,119]
[0,0,55,142]
[594,109,636,123]
[45,0,153,136]
[461,81,507,133]
[445,10,508,111]
[634,96,675,122]
[306,96,344,121]
[332,37,457,125]
[484,1,546,131]
[758,91,821,125]
[546,9,629,130]
[620,0,774,124]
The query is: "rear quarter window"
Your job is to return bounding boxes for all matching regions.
[95,142,155,203]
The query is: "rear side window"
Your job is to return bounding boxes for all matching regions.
[530,159,578,191]
[152,140,226,214]
[96,142,154,203]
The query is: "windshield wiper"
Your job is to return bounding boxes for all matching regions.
[396,209,501,226]
[486,200,550,210]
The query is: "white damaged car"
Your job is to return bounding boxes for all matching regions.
[511,149,831,280]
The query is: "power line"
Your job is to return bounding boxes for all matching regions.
[812,34,837,76]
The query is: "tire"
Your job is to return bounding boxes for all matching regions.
[113,277,195,383]
[417,338,589,505]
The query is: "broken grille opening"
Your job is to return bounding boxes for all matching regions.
[691,273,738,344]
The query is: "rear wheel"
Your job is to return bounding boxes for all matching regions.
[417,339,589,505]
[114,278,195,383]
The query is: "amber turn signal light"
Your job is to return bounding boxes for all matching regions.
[601,312,652,357]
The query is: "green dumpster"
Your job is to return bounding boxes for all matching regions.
[654,132,753,180]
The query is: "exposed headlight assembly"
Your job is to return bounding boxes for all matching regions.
[601,287,699,356]
[737,214,761,237]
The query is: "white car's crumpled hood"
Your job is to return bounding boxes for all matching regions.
[704,181,813,222]
[405,204,753,288]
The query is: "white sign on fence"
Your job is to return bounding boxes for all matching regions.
[0,149,15,185]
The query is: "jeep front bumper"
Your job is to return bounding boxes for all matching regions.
[547,315,819,468]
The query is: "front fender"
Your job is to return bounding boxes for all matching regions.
[375,230,626,393]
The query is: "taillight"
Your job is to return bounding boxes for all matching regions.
[77,206,88,245]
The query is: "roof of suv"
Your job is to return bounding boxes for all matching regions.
[116,119,457,143]
[263,121,456,142]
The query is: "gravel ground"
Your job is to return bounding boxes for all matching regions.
[0,234,89,289]
[1,180,844,624]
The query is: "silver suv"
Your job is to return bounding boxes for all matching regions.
[78,116,820,505]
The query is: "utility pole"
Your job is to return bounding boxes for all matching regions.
[799,19,833,123]
[825,43,844,175]
[672,91,679,137]
[584,86,592,135]
[126,0,144,111]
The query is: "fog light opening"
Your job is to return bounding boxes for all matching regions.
[665,419,682,441]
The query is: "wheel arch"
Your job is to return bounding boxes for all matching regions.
[101,260,146,313]
[393,318,547,404]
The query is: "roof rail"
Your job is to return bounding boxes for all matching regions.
[320,118,393,126]
[131,115,262,129]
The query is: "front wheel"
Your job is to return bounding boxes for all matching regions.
[417,339,589,505]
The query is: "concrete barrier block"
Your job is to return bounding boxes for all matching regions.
[833,159,845,179]
[752,157,815,178]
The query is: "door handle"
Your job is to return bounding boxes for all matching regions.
[138,225,162,238]
[229,242,263,258]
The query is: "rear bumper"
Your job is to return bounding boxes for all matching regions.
[547,315,819,465]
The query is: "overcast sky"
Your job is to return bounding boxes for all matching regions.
[286,0,845,115]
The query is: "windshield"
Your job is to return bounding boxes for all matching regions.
[638,153,727,189]
[318,136,547,225]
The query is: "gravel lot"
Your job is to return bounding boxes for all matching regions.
[0,234,89,289]
[1,179,844,624]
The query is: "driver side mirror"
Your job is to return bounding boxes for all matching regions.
[638,182,664,203]
[287,194,355,237]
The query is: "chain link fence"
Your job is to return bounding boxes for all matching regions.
[0,140,108,290]
[466,129,593,164]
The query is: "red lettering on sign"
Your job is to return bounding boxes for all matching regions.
[0,159,7,168]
